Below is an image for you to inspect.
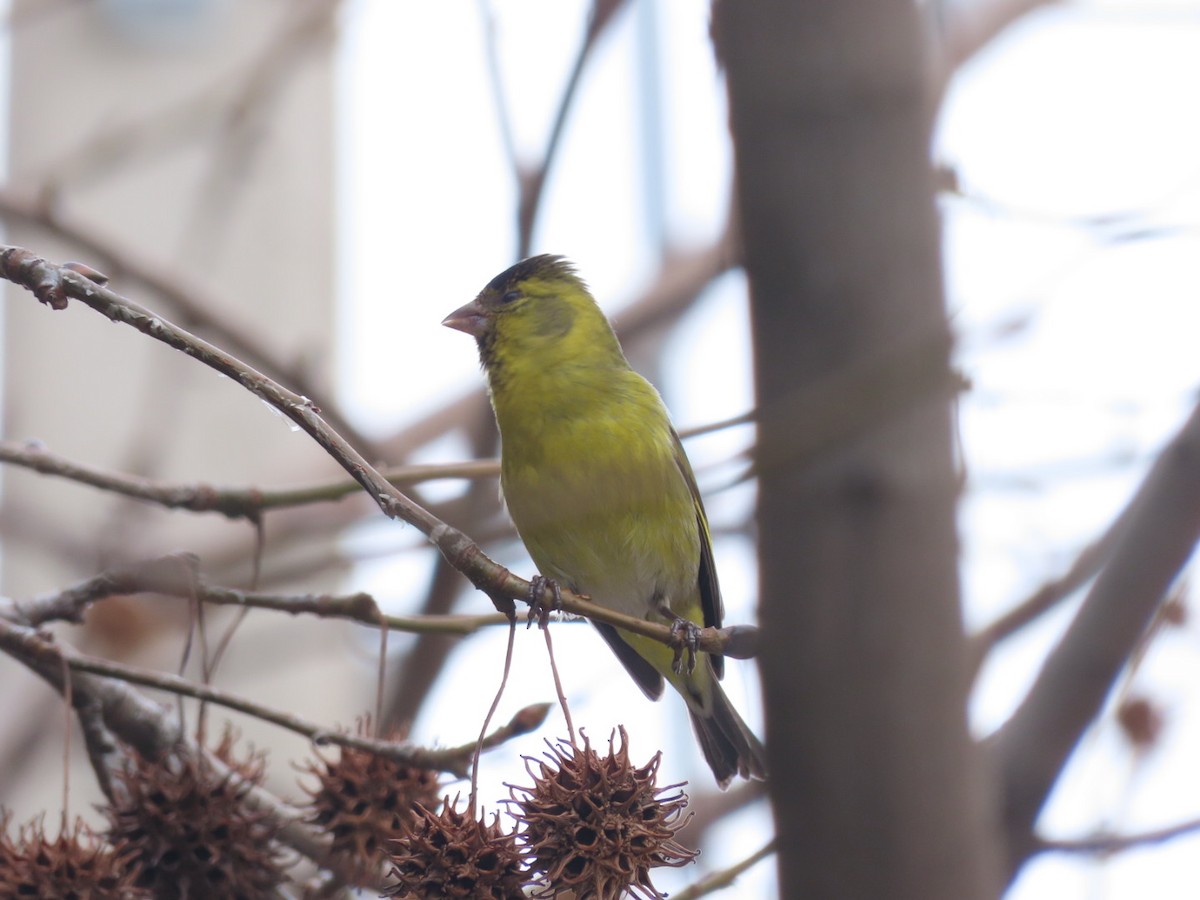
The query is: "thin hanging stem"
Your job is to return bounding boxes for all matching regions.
[470,617,518,816]
[59,653,73,833]
[542,623,577,746]
[375,617,389,737]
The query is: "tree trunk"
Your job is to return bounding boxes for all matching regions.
[713,2,1001,896]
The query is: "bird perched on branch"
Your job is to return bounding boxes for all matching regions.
[443,254,767,788]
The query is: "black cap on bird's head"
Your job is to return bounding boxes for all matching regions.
[441,254,585,338]
[442,254,626,380]
[484,254,578,295]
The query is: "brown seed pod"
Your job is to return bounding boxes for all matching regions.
[298,716,440,884]
[508,727,697,899]
[383,796,526,899]
[0,812,149,900]
[103,729,287,899]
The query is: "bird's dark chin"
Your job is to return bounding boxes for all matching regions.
[477,331,499,370]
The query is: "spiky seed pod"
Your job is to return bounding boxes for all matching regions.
[298,716,440,884]
[508,727,697,899]
[383,797,526,899]
[103,730,287,900]
[0,813,150,900]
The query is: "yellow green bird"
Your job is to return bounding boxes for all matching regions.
[443,254,767,787]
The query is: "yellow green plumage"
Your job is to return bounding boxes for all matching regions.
[443,254,766,787]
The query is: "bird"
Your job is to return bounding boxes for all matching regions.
[442,254,767,788]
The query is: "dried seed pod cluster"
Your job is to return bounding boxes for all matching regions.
[382,798,526,899]
[3,717,696,899]
[0,813,149,900]
[300,717,440,885]
[508,727,697,900]
[104,731,287,899]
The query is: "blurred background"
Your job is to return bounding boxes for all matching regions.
[0,1,1199,897]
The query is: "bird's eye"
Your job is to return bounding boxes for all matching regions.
[500,290,521,304]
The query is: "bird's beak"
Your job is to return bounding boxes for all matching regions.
[442,299,490,337]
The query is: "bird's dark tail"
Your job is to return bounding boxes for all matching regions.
[689,680,768,790]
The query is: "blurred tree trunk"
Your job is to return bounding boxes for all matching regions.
[714,3,1001,897]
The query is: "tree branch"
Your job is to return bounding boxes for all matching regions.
[1,552,515,639]
[934,0,1061,83]
[0,617,547,779]
[0,438,499,519]
[514,0,630,257]
[0,187,376,456]
[968,513,1121,679]
[0,246,756,654]
[0,611,368,880]
[1034,814,1200,857]
[715,1,1000,894]
[669,839,776,900]
[992,396,1200,875]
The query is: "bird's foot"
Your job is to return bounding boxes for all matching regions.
[527,575,563,630]
[669,617,702,675]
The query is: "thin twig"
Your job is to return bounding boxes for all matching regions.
[0,612,368,883]
[200,584,515,635]
[541,623,576,746]
[0,617,544,779]
[5,543,740,663]
[969,523,1120,679]
[515,0,630,256]
[0,191,376,459]
[177,560,201,740]
[471,618,518,816]
[0,439,500,518]
[993,395,1200,873]
[669,839,777,900]
[475,0,518,172]
[383,359,504,731]
[686,780,769,842]
[1034,816,1200,857]
[59,652,73,829]
[0,247,756,657]
[375,616,387,737]
[2,553,515,636]
[934,0,1061,87]
[76,699,120,804]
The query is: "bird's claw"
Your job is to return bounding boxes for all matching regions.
[670,617,702,675]
[527,575,562,630]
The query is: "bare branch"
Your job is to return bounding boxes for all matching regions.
[199,583,514,636]
[993,396,1200,874]
[1034,815,1200,857]
[2,553,515,637]
[74,693,121,804]
[934,0,1062,83]
[669,839,776,900]
[0,439,264,522]
[0,618,547,779]
[969,519,1120,678]
[0,188,376,456]
[0,245,755,657]
[515,0,631,256]
[685,780,768,842]
[0,611,365,880]
[0,438,499,518]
